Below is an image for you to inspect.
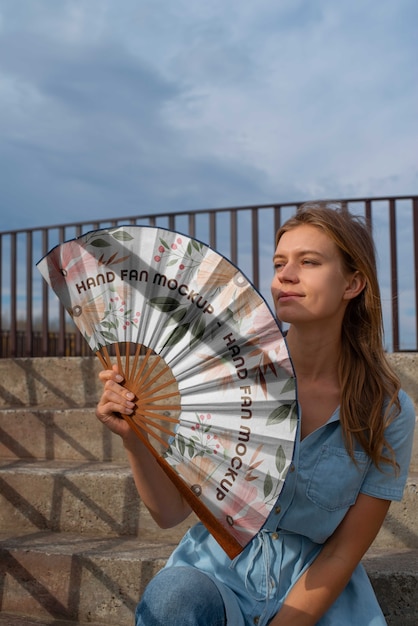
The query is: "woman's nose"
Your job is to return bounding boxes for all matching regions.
[277,262,298,283]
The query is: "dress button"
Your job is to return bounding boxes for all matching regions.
[271,532,279,540]
[275,505,281,514]
[254,617,260,625]
[289,463,295,472]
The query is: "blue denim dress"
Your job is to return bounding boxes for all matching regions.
[164,389,415,625]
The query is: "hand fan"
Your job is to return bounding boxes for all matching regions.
[37,225,298,558]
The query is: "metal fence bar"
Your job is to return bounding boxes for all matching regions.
[389,199,399,352]
[9,232,17,357]
[413,197,418,348]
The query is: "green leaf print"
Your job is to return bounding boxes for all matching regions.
[267,404,292,426]
[289,401,298,431]
[111,230,135,242]
[264,471,273,498]
[187,440,196,458]
[90,238,112,248]
[167,308,188,325]
[275,445,286,474]
[282,378,296,393]
[190,317,206,348]
[101,330,119,342]
[176,433,186,457]
[149,297,181,312]
[163,323,190,348]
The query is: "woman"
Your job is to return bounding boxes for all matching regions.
[96,203,415,625]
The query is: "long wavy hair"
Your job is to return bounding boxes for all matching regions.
[275,202,401,470]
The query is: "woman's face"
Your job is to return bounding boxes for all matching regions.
[271,224,355,327]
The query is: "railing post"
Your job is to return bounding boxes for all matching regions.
[389,198,399,352]
[413,197,418,348]
[10,232,17,357]
[251,208,259,290]
[25,231,34,357]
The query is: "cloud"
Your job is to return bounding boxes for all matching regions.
[0,0,417,232]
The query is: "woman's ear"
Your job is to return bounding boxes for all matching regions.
[343,271,366,301]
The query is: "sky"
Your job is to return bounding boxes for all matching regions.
[0,0,417,232]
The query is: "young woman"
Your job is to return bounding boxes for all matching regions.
[95,203,415,625]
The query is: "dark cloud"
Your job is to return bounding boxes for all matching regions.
[0,0,416,232]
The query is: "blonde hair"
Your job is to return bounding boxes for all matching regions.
[276,202,400,470]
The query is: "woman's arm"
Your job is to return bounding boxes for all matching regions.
[96,365,192,528]
[270,493,390,625]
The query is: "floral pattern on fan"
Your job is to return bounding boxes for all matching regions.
[164,395,296,544]
[37,225,298,559]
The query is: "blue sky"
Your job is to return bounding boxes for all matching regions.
[0,0,417,232]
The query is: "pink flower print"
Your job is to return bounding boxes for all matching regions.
[70,293,106,338]
[174,454,218,497]
[195,352,236,392]
[218,479,270,545]
[47,242,100,294]
[247,310,294,376]
[196,258,260,319]
[196,254,237,289]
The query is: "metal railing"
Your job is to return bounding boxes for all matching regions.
[1,195,417,357]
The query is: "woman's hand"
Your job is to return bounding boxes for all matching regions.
[95,364,136,439]
[95,364,192,527]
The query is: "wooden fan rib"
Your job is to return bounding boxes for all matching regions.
[139,363,170,393]
[138,379,179,401]
[125,341,131,381]
[135,409,179,423]
[115,343,124,375]
[135,415,176,439]
[128,343,143,387]
[131,346,154,389]
[133,350,161,389]
[131,418,170,450]
[97,345,112,370]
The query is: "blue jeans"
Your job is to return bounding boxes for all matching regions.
[135,566,227,625]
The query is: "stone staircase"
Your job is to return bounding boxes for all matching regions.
[0,356,417,625]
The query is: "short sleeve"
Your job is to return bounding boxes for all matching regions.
[360,389,416,501]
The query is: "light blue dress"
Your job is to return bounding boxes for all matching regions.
[164,389,416,625]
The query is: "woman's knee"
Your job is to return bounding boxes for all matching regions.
[135,566,226,626]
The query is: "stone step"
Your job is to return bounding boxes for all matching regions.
[0,358,102,410]
[0,407,126,462]
[1,531,416,626]
[1,458,416,549]
[0,530,174,625]
[0,614,108,626]
[4,406,417,469]
[0,459,196,539]
[362,547,418,625]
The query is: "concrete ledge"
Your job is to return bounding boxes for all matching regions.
[0,459,195,539]
[0,358,102,409]
[0,614,108,626]
[363,548,418,625]
[0,407,126,462]
[0,531,174,625]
